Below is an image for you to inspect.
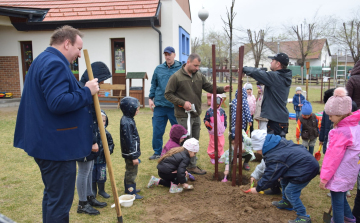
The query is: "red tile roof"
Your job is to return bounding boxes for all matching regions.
[0,0,159,21]
[265,39,329,59]
[244,39,330,60]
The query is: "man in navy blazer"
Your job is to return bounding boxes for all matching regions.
[14,25,99,223]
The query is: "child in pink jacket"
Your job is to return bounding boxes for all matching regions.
[204,94,227,164]
[319,87,360,223]
[245,83,256,135]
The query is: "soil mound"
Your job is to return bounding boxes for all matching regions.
[143,174,296,223]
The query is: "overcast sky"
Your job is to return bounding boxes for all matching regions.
[189,0,360,42]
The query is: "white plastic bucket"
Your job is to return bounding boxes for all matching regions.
[111,194,136,208]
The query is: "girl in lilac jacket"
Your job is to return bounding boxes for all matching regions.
[160,124,187,157]
[319,87,360,223]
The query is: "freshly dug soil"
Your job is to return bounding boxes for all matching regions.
[143,173,297,223]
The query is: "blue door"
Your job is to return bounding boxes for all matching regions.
[179,27,190,64]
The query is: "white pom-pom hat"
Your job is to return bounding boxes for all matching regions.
[183,138,199,153]
[324,87,352,116]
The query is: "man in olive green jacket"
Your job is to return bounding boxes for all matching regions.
[165,53,231,174]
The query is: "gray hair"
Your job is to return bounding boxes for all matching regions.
[188,53,201,62]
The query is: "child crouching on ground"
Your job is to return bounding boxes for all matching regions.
[92,110,114,199]
[220,129,255,181]
[160,124,187,157]
[296,100,321,155]
[319,87,360,223]
[120,97,143,199]
[204,94,227,164]
[249,133,319,223]
[147,138,199,193]
[250,130,282,195]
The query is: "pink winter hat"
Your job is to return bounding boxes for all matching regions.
[324,87,352,116]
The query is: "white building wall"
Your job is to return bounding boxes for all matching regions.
[0,0,192,97]
[172,0,191,57]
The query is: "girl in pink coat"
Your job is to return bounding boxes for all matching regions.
[203,94,227,164]
[319,87,360,223]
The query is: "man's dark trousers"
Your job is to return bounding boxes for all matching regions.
[267,120,289,138]
[152,106,177,155]
[35,158,76,223]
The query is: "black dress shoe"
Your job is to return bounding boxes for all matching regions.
[77,201,100,215]
[87,195,107,208]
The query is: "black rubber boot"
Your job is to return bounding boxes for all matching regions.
[124,180,141,194]
[92,182,97,198]
[87,195,107,208]
[125,183,143,200]
[77,201,100,215]
[98,182,110,199]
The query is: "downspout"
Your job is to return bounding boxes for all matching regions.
[150,2,162,64]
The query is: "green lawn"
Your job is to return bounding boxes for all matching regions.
[0,81,356,223]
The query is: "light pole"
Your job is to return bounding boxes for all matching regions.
[198,7,209,43]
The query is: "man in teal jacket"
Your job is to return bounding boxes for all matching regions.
[148,47,182,160]
[14,26,99,222]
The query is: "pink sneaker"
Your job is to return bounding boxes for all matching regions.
[210,159,215,165]
[218,159,224,164]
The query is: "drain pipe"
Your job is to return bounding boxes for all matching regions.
[151,17,162,64]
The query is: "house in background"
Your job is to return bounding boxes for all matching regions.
[243,39,331,70]
[0,0,191,100]
[331,54,355,67]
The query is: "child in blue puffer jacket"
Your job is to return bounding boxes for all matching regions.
[293,87,306,122]
[249,133,319,223]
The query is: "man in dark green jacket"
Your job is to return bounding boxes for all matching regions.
[148,47,182,160]
[165,53,231,174]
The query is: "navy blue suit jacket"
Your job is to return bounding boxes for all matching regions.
[14,47,94,161]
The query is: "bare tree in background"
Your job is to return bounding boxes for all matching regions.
[336,20,360,63]
[221,0,236,180]
[287,16,331,84]
[191,37,201,53]
[247,29,266,68]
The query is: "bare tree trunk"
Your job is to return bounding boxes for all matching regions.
[222,0,236,181]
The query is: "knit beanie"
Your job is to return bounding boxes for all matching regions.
[301,100,312,115]
[295,87,302,92]
[324,87,352,116]
[251,130,267,151]
[183,138,199,153]
[245,83,253,90]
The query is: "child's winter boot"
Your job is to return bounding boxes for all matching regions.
[271,200,293,211]
[344,216,356,223]
[243,162,250,171]
[77,201,100,215]
[124,180,141,193]
[98,182,110,198]
[92,182,97,198]
[125,183,143,199]
[169,182,183,193]
[147,176,160,188]
[288,215,311,223]
[87,195,107,208]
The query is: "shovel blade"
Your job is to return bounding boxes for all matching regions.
[315,152,321,161]
[323,212,332,223]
